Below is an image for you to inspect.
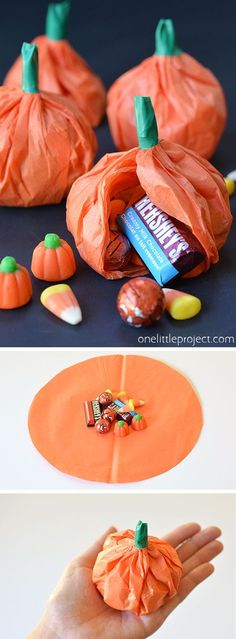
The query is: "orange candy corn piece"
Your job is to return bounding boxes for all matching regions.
[40,284,82,325]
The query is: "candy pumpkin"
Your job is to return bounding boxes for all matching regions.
[67,96,232,280]
[93,520,183,615]
[0,256,32,309]
[114,420,130,437]
[131,414,147,431]
[0,42,96,207]
[4,1,106,127]
[31,233,76,281]
[107,18,227,158]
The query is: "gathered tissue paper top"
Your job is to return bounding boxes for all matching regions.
[4,1,106,127]
[0,42,97,207]
[107,18,227,158]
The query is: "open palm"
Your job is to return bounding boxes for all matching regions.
[31,523,223,639]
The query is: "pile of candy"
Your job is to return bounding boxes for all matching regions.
[0,233,82,325]
[84,390,147,436]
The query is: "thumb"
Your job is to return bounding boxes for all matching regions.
[77,526,117,569]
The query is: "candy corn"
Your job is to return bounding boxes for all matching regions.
[105,389,145,408]
[226,169,236,181]
[40,284,82,325]
[163,288,202,320]
[224,177,235,197]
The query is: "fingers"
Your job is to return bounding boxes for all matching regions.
[177,563,215,603]
[143,563,215,636]
[163,522,201,548]
[183,540,223,576]
[178,526,222,563]
[77,526,117,568]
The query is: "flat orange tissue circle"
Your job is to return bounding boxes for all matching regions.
[28,354,203,483]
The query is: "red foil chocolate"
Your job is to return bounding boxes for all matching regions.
[98,391,113,408]
[117,277,165,327]
[102,408,117,423]
[95,418,111,434]
[104,232,132,271]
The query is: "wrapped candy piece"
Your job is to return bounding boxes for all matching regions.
[93,520,183,615]
[117,277,165,327]
[107,18,227,158]
[104,231,132,270]
[0,42,96,207]
[67,96,232,280]
[4,1,106,127]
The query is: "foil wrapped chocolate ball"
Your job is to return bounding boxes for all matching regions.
[98,391,113,408]
[101,408,117,423]
[95,418,112,434]
[104,232,132,271]
[117,277,165,327]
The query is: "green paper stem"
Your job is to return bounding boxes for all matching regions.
[155,18,182,56]
[134,96,158,149]
[46,1,71,40]
[134,521,148,549]
[134,414,142,421]
[21,42,39,93]
[117,420,125,427]
[44,233,61,249]
[0,257,18,273]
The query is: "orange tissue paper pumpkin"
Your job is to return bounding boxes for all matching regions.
[66,96,232,280]
[4,1,106,127]
[0,42,97,207]
[31,233,76,281]
[93,520,183,615]
[107,18,227,158]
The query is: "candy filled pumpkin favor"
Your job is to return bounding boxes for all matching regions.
[67,96,232,281]
[0,257,32,309]
[107,18,227,158]
[4,1,106,127]
[0,42,96,207]
[93,521,183,614]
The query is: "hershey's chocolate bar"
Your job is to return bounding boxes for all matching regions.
[84,399,102,427]
[118,195,205,285]
[92,400,102,421]
[108,399,135,425]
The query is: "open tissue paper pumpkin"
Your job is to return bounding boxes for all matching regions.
[28,354,203,483]
[4,1,106,127]
[67,96,232,280]
[0,42,96,207]
[107,18,227,158]
[93,520,183,615]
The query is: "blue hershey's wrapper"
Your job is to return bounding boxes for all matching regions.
[117,195,205,286]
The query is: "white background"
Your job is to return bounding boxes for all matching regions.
[0,492,235,639]
[0,348,235,490]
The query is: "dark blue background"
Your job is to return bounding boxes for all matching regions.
[0,0,235,347]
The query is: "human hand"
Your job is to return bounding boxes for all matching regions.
[29,522,223,639]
